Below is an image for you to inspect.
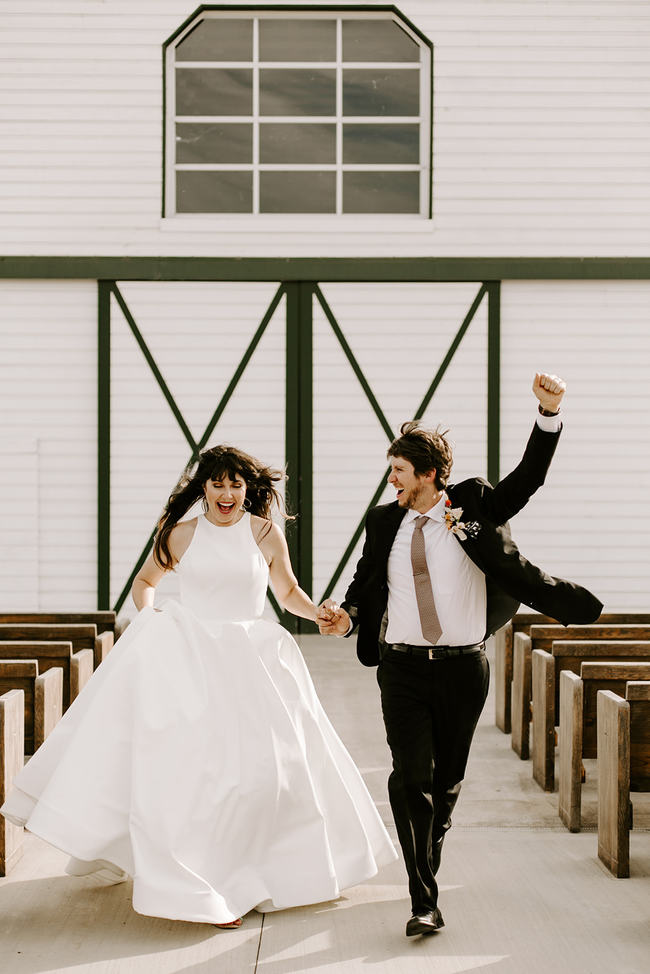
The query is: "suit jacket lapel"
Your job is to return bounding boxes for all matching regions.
[377,502,407,566]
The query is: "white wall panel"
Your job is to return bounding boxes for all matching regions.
[109,282,286,611]
[500,280,650,612]
[0,280,97,608]
[313,282,488,604]
[0,0,649,255]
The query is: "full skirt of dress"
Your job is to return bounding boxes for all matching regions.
[1,602,396,923]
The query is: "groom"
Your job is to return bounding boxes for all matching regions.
[318,373,602,938]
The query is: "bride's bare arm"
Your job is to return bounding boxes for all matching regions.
[256,521,319,623]
[131,519,197,610]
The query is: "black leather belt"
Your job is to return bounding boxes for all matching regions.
[386,641,485,660]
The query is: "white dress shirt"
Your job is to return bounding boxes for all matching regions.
[384,409,562,647]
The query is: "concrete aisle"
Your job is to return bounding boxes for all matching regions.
[0,636,648,974]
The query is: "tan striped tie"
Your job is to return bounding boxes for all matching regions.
[411,515,443,645]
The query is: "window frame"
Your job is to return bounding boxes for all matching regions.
[162,4,433,220]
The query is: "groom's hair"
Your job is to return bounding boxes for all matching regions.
[387,421,453,489]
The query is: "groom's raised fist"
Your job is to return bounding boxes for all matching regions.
[533,372,565,414]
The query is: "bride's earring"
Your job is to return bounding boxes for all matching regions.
[243,497,251,511]
[201,494,209,513]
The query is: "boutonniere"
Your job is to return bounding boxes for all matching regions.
[443,498,480,540]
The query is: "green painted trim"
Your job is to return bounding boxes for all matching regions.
[319,282,487,604]
[314,285,395,441]
[163,5,434,53]
[97,281,111,610]
[114,527,156,616]
[197,284,285,452]
[111,283,285,614]
[413,284,487,420]
[4,257,650,281]
[320,465,390,605]
[111,284,198,454]
[161,43,167,219]
[487,282,501,486]
[428,43,434,220]
[284,282,315,633]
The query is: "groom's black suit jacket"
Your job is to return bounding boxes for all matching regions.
[342,423,603,667]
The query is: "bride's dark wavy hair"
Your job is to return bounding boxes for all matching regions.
[153,445,292,570]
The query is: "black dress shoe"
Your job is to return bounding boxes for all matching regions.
[405,907,445,937]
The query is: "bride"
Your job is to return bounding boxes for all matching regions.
[1,445,396,926]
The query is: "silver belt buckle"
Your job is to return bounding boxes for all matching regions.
[428,648,435,660]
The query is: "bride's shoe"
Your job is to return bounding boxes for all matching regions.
[214,918,242,929]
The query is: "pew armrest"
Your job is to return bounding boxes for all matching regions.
[70,649,94,702]
[34,667,63,750]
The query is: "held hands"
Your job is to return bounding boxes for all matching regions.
[532,372,566,414]
[316,599,351,637]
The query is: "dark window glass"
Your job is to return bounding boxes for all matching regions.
[260,172,335,213]
[342,19,420,62]
[176,123,252,164]
[260,69,336,116]
[343,171,419,213]
[260,123,335,164]
[343,69,419,116]
[343,123,419,164]
[176,171,252,212]
[259,19,336,62]
[176,68,252,116]
[175,19,253,62]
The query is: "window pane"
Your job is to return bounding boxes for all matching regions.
[260,69,335,116]
[342,19,420,62]
[176,123,252,164]
[175,19,253,62]
[259,19,336,61]
[260,123,335,164]
[260,172,335,213]
[343,69,419,116]
[176,171,252,212]
[343,172,420,213]
[343,123,419,164]
[176,68,252,116]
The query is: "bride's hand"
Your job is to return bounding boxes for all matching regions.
[317,601,351,636]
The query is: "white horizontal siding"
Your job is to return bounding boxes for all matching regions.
[0,0,649,254]
[0,280,97,609]
[500,280,650,612]
[2,274,650,613]
[313,281,488,604]
[108,282,286,609]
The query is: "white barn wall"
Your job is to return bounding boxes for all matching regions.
[1,276,648,612]
[0,281,97,608]
[500,280,650,612]
[0,0,649,255]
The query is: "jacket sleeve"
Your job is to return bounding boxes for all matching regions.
[341,511,374,633]
[480,422,561,525]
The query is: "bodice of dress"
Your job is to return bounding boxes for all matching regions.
[177,512,269,622]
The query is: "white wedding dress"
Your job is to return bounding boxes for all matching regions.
[1,513,396,924]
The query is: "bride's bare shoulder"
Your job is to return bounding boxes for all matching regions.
[250,514,276,545]
[168,517,198,562]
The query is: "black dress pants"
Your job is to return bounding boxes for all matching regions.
[377,648,490,913]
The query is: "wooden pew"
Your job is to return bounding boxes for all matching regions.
[0,660,63,754]
[0,611,116,636]
[558,661,650,831]
[496,612,650,735]
[0,689,24,876]
[0,641,92,712]
[495,614,556,733]
[0,623,113,673]
[532,640,650,791]
[511,624,650,759]
[597,681,650,877]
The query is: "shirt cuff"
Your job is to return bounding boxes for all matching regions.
[341,618,354,637]
[536,408,562,433]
